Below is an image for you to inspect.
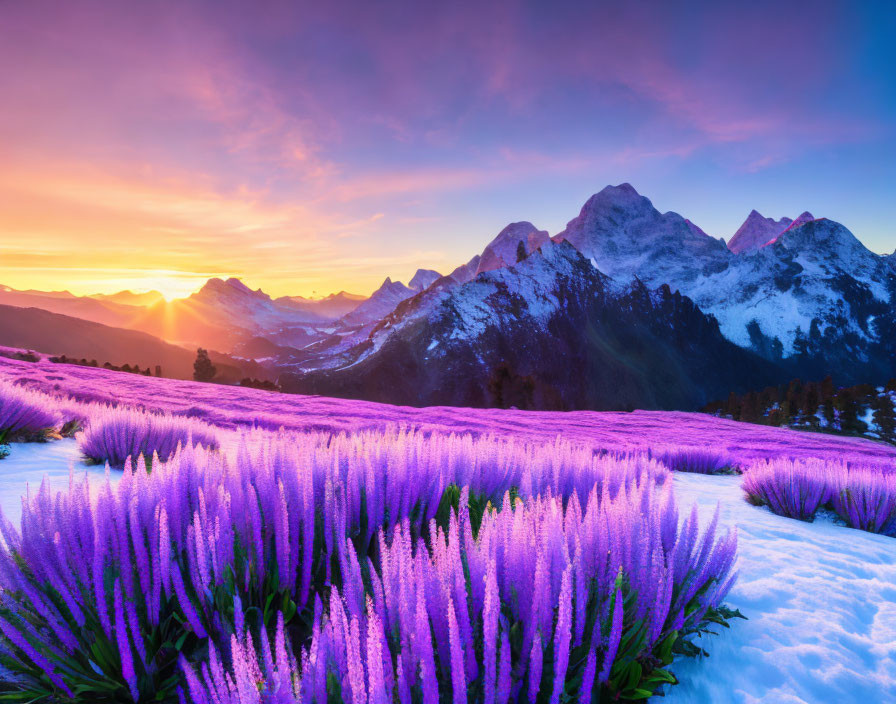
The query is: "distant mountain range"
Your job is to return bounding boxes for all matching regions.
[281,240,779,410]
[1,183,893,410]
[281,184,895,407]
[0,304,271,382]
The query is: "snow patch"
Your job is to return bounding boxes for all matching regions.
[0,440,120,527]
[665,473,896,703]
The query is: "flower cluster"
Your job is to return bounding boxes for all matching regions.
[0,380,60,442]
[742,458,896,534]
[76,405,220,467]
[183,481,737,703]
[652,445,735,474]
[0,429,732,702]
[3,354,895,469]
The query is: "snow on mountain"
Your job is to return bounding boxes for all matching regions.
[554,183,732,286]
[684,219,714,240]
[191,278,337,322]
[126,277,338,352]
[332,270,440,329]
[444,222,550,286]
[283,239,781,409]
[340,277,417,326]
[475,221,550,274]
[408,268,442,291]
[553,184,894,369]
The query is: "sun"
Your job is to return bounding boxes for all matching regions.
[83,270,214,302]
[142,276,202,301]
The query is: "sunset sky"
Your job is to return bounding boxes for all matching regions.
[1,0,894,299]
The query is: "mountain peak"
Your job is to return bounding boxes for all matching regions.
[409,269,441,291]
[554,184,728,282]
[614,182,639,196]
[575,184,655,222]
[476,221,550,275]
[729,210,802,254]
[196,277,269,304]
[224,277,253,293]
[779,211,815,234]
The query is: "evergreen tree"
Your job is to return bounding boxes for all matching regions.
[193,348,217,383]
[835,388,863,434]
[820,376,836,427]
[872,394,896,442]
[741,392,760,423]
[783,379,803,422]
[801,382,820,425]
[758,386,779,423]
[724,391,740,419]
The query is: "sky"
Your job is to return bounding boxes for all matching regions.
[0,0,894,299]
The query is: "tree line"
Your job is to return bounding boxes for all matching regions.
[50,354,163,377]
[704,377,896,443]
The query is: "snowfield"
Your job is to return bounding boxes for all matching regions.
[0,439,118,527]
[667,473,896,703]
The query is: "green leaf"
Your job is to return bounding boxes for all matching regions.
[627,688,656,699]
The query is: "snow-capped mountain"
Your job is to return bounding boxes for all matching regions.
[281,240,781,409]
[129,277,338,352]
[339,269,443,326]
[553,184,895,382]
[446,221,549,286]
[280,183,894,399]
[554,183,732,286]
[340,277,416,326]
[187,277,328,327]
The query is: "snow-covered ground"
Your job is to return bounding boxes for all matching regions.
[666,473,896,703]
[0,439,118,527]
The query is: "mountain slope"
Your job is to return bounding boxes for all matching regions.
[281,241,783,410]
[0,304,270,381]
[340,277,416,326]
